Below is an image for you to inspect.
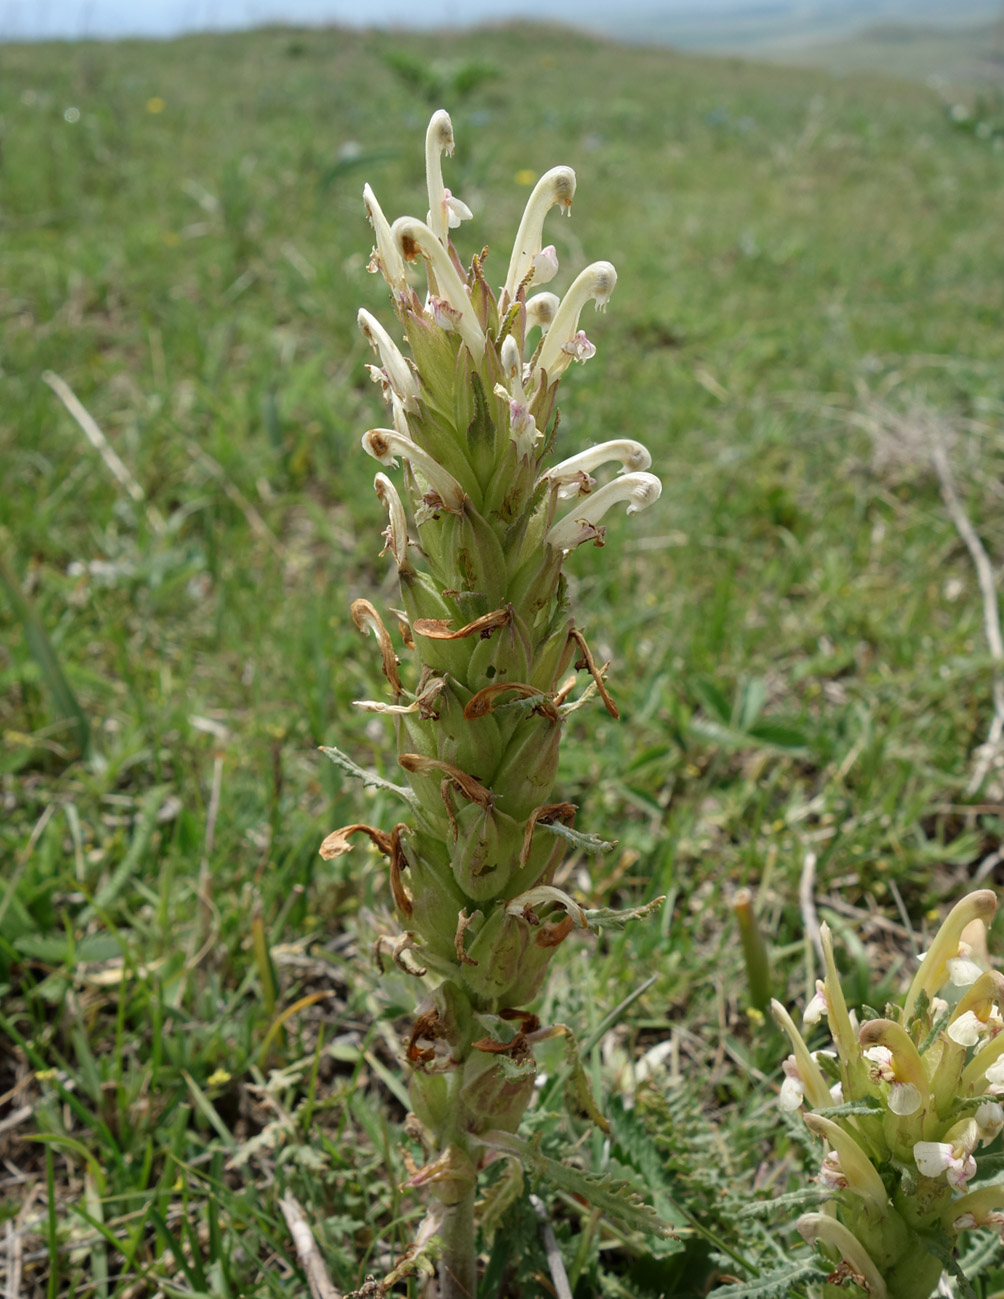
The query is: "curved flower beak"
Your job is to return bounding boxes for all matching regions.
[819,922,862,1074]
[540,439,653,500]
[425,108,472,246]
[771,999,836,1112]
[534,261,617,384]
[351,598,401,695]
[502,165,576,304]
[363,183,407,287]
[391,215,486,357]
[545,472,661,552]
[358,309,420,412]
[946,1183,1004,1237]
[859,1020,928,1117]
[362,427,466,514]
[946,970,1004,1046]
[903,890,996,1021]
[797,1215,888,1299]
[803,1113,889,1215]
[374,471,413,574]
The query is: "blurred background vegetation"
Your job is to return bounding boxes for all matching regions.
[2,17,1004,1297]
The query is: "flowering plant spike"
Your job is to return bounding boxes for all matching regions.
[324,111,663,1293]
[774,890,1004,1298]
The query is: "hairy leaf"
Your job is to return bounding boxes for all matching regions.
[736,1188,832,1220]
[478,1129,674,1239]
[318,744,416,804]
[559,1026,610,1133]
[707,1258,828,1298]
[478,1157,524,1244]
[584,896,666,933]
[538,819,616,854]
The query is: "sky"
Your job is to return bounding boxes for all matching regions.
[4,0,999,42]
[3,0,781,42]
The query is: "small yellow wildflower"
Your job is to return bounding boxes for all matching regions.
[514,168,536,186]
[146,97,166,114]
[207,1067,232,1087]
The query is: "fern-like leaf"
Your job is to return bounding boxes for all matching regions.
[707,1257,828,1297]
[557,1025,610,1134]
[918,1227,979,1299]
[956,1225,1004,1289]
[736,1188,832,1220]
[479,1129,675,1240]
[583,896,666,932]
[478,1157,524,1245]
[539,820,616,854]
[318,744,416,804]
[816,1097,883,1119]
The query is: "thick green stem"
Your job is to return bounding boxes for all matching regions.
[437,1184,477,1299]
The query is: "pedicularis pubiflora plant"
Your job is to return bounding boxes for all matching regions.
[321,111,665,1293]
[775,890,1004,1298]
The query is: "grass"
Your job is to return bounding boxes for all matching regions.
[2,19,1004,1297]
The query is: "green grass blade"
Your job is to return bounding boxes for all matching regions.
[0,547,90,756]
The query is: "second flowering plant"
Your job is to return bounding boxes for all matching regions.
[321,110,667,1294]
[775,890,1004,1298]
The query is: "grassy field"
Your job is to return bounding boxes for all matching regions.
[3,20,1004,1297]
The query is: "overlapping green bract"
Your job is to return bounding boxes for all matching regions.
[776,891,1004,1298]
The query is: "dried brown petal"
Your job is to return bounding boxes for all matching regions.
[413,607,511,641]
[518,801,578,868]
[319,823,393,861]
[536,914,576,948]
[389,824,414,918]
[351,598,402,695]
[569,627,618,719]
[375,931,427,977]
[500,1009,541,1033]
[454,909,478,967]
[398,753,493,808]
[408,1008,447,1062]
[464,682,559,722]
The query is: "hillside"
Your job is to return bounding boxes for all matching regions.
[760,16,1004,85]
